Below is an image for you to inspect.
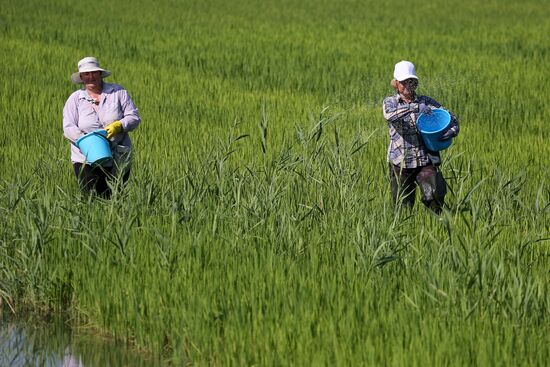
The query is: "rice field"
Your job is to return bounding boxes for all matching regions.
[1,0,549,365]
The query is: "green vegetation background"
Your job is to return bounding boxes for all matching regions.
[1,0,549,365]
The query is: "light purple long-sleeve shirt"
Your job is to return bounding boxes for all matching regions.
[62,82,141,163]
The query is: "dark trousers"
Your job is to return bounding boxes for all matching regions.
[389,163,447,214]
[73,163,130,198]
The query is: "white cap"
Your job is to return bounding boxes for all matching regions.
[71,57,111,84]
[393,60,418,81]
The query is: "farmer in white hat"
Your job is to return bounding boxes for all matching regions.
[382,60,459,213]
[63,56,141,198]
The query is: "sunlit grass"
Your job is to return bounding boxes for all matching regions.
[1,0,549,365]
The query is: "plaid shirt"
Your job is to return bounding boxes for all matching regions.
[382,94,459,168]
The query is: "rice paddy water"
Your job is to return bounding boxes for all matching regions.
[1,0,549,365]
[0,314,156,366]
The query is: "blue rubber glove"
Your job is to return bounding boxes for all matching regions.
[418,103,432,115]
[439,128,457,141]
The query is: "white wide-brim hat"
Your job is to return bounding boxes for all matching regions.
[393,60,418,81]
[71,56,111,84]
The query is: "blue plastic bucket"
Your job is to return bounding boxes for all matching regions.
[416,108,452,151]
[76,129,112,166]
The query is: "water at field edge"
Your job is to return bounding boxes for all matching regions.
[0,315,159,367]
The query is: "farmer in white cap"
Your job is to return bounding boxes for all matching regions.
[63,56,141,198]
[382,60,459,213]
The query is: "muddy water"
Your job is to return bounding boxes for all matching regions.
[0,315,160,366]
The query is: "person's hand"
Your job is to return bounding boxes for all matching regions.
[439,128,457,141]
[105,121,123,139]
[418,103,432,115]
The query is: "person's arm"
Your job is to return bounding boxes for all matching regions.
[421,96,442,110]
[62,95,83,143]
[118,89,141,132]
[383,96,414,123]
[449,107,459,133]
[444,112,460,138]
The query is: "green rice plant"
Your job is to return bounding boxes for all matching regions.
[0,0,549,365]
